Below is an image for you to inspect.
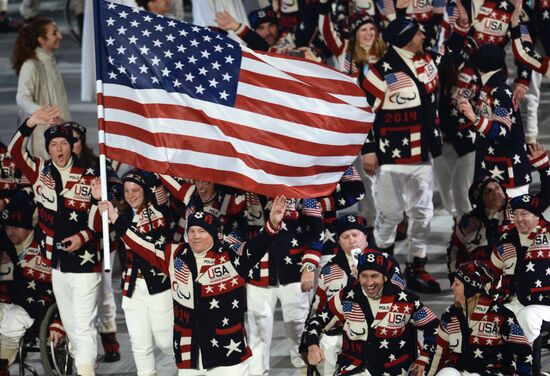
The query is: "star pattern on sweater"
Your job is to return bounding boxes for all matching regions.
[79,250,95,265]
[209,298,219,309]
[223,339,242,357]
[474,348,484,358]
[489,166,504,180]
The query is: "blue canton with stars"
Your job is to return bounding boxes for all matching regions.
[96,1,242,106]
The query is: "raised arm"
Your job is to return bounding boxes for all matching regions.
[7,106,61,185]
[317,0,347,56]
[231,195,286,276]
[98,199,171,274]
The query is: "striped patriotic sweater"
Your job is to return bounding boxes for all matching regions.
[114,214,280,370]
[471,69,531,189]
[242,196,324,286]
[467,0,532,87]
[305,282,438,375]
[442,62,480,157]
[310,249,404,317]
[427,295,532,375]
[361,46,445,165]
[443,0,532,85]
[448,134,550,276]
[310,250,355,323]
[377,0,446,47]
[0,231,55,321]
[510,23,550,78]
[120,202,171,297]
[491,218,550,306]
[318,166,365,257]
[8,123,102,272]
[447,205,513,274]
[0,141,31,202]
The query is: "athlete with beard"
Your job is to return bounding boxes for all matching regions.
[304,250,438,376]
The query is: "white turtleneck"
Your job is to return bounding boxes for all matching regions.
[361,287,382,313]
[393,46,418,79]
[52,157,73,187]
[480,69,501,86]
[193,244,214,274]
[16,47,71,122]
[518,231,533,247]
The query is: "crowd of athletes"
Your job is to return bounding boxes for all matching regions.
[0,0,550,375]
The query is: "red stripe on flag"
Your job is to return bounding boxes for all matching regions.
[239,68,361,107]
[361,80,385,102]
[105,147,340,197]
[105,123,348,176]
[242,52,365,99]
[104,95,366,142]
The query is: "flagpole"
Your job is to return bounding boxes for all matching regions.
[94,0,111,272]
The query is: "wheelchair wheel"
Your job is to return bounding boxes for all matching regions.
[39,303,75,376]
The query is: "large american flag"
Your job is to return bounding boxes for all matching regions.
[94,1,373,198]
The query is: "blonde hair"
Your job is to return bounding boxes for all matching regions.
[352,34,386,67]
[454,293,481,318]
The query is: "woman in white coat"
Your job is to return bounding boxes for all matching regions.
[11,18,70,159]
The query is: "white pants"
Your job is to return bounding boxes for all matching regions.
[97,254,117,333]
[506,297,550,343]
[0,303,34,364]
[122,279,174,376]
[436,368,480,376]
[355,157,376,226]
[178,351,249,375]
[52,269,101,373]
[433,146,474,221]
[317,334,342,376]
[374,164,434,260]
[247,282,309,376]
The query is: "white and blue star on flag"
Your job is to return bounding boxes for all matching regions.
[94,0,373,198]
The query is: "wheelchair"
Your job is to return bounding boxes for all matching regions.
[534,321,550,376]
[16,302,74,376]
